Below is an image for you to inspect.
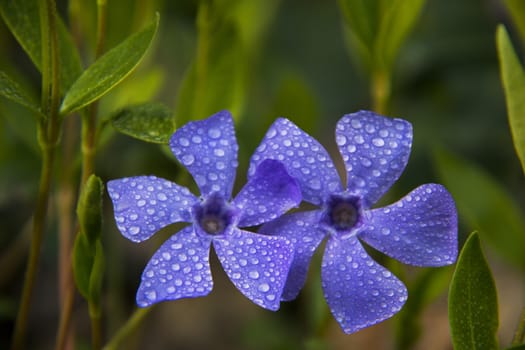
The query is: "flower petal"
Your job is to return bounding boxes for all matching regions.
[136,226,213,307]
[322,237,407,334]
[336,110,412,206]
[259,210,326,301]
[359,184,458,266]
[213,229,294,310]
[249,118,342,206]
[234,159,302,227]
[169,110,239,198]
[107,176,197,242]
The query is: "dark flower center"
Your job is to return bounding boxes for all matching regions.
[194,193,236,236]
[321,194,362,236]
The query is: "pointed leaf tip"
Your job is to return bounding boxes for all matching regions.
[449,232,499,350]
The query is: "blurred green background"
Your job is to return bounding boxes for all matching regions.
[1,0,524,349]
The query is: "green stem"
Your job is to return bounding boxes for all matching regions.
[11,150,55,350]
[103,307,154,350]
[371,69,391,115]
[90,301,103,350]
[55,288,75,350]
[193,1,211,119]
[512,306,525,345]
[11,0,61,349]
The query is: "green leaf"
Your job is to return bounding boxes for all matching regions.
[0,71,41,115]
[72,234,95,299]
[88,240,105,315]
[338,0,426,72]
[376,0,426,70]
[497,25,525,175]
[449,232,499,350]
[175,5,246,124]
[77,175,104,244]
[0,0,83,92]
[60,13,160,115]
[111,102,175,144]
[503,0,525,45]
[434,149,525,271]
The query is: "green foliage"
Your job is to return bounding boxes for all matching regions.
[60,13,160,115]
[0,71,41,115]
[111,102,175,144]
[77,175,104,244]
[497,25,525,175]
[338,0,425,73]
[435,149,525,271]
[0,0,82,92]
[503,0,525,45]
[449,232,499,350]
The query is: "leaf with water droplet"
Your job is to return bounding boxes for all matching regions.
[111,102,175,144]
[0,71,42,116]
[449,232,499,350]
[60,13,159,115]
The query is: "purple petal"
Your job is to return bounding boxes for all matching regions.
[136,226,213,307]
[322,237,407,334]
[213,229,294,310]
[336,111,412,206]
[259,210,326,301]
[359,184,458,266]
[249,118,342,206]
[234,159,302,227]
[107,176,197,242]
[169,111,239,198]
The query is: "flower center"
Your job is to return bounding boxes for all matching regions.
[321,194,362,237]
[194,193,236,236]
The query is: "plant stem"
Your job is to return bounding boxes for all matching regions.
[11,0,61,349]
[55,288,75,350]
[371,69,391,115]
[193,0,211,119]
[90,301,103,350]
[103,307,154,350]
[512,306,525,345]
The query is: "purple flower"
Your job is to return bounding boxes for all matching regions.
[107,111,302,310]
[249,110,458,333]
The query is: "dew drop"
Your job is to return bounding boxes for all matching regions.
[258,283,270,292]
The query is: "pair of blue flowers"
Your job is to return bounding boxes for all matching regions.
[107,110,457,334]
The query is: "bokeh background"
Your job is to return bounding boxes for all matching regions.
[1,0,524,349]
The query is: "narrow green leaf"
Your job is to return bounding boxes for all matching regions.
[0,71,41,115]
[376,0,426,70]
[449,232,499,350]
[77,175,104,244]
[111,102,175,144]
[175,6,245,124]
[88,240,105,314]
[435,149,525,271]
[72,234,95,299]
[497,25,525,174]
[0,0,83,92]
[60,13,159,115]
[338,0,425,72]
[504,0,525,45]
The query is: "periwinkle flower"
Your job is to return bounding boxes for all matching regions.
[249,110,458,333]
[107,111,302,310]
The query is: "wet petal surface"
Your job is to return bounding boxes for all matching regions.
[136,226,213,307]
[322,237,407,334]
[259,210,325,301]
[336,111,412,206]
[234,159,301,227]
[169,110,239,198]
[108,176,197,242]
[213,229,294,310]
[249,118,342,206]
[359,184,458,266]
